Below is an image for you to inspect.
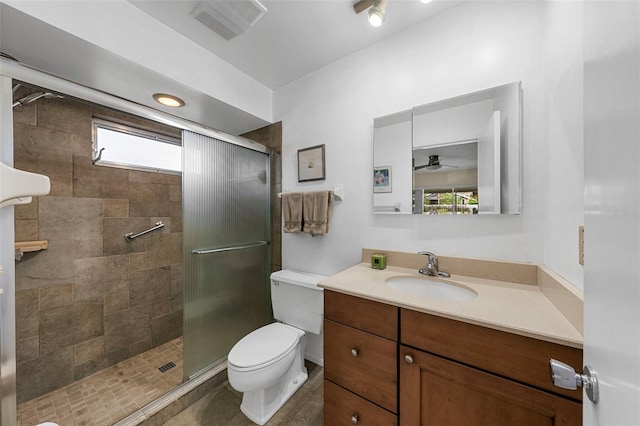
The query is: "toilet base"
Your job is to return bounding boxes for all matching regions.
[239,364,308,425]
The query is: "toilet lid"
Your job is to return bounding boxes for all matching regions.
[228,323,302,369]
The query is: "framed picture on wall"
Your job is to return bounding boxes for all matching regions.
[298,144,326,182]
[373,166,392,193]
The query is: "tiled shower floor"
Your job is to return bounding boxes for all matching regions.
[17,337,183,426]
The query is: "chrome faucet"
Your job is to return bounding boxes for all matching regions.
[418,251,450,278]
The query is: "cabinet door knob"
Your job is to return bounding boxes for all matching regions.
[351,348,359,357]
[404,354,414,364]
[351,414,359,424]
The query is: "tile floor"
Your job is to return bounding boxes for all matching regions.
[17,338,183,426]
[164,360,323,426]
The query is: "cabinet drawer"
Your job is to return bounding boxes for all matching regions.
[325,290,398,340]
[325,380,397,426]
[324,319,397,413]
[401,309,583,401]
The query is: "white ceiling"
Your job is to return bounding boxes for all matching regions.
[1,0,463,135]
[129,0,463,89]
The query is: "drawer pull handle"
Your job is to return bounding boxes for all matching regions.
[404,354,414,364]
[351,414,359,424]
[351,348,359,357]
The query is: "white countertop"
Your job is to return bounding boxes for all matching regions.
[319,263,583,349]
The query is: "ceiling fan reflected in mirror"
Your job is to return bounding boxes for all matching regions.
[414,155,460,171]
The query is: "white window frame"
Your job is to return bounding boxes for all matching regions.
[92,117,182,175]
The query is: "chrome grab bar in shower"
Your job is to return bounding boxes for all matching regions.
[192,240,269,255]
[124,221,165,241]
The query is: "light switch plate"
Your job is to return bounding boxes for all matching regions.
[579,225,584,265]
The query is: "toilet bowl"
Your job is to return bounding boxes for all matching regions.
[228,323,307,424]
[227,270,326,425]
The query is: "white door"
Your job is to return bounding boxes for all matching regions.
[583,1,640,425]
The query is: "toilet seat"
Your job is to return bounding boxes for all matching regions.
[228,323,303,372]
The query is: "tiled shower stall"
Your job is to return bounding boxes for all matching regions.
[10,86,283,424]
[13,91,184,404]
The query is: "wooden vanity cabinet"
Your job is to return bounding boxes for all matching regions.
[400,308,582,426]
[323,291,583,425]
[324,290,399,424]
[399,346,581,426]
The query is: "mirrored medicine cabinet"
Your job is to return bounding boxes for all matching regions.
[372,81,522,215]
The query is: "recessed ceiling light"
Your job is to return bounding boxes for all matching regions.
[420,0,433,4]
[153,93,185,108]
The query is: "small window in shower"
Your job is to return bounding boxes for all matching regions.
[92,117,182,174]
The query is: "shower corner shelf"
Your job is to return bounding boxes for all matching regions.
[15,240,49,253]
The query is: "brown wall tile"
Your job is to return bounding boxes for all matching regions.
[17,347,74,403]
[74,255,129,301]
[15,219,38,241]
[152,299,171,319]
[74,347,129,381]
[170,264,183,296]
[167,174,181,186]
[17,335,39,364]
[73,239,103,259]
[170,202,182,233]
[16,240,75,290]
[130,267,171,307]
[16,289,39,340]
[151,310,183,347]
[129,338,152,357]
[15,197,38,220]
[37,98,92,136]
[170,293,183,313]
[38,197,103,241]
[105,291,129,314]
[14,124,73,178]
[39,284,73,310]
[72,134,93,157]
[129,182,170,217]
[103,199,129,218]
[48,174,73,197]
[39,301,104,355]
[73,337,104,366]
[104,305,151,353]
[151,232,182,267]
[73,155,130,199]
[130,252,152,271]
[169,185,181,202]
[13,101,37,126]
[129,170,172,185]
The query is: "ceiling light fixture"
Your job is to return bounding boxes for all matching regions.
[420,0,433,4]
[153,93,185,108]
[367,0,387,27]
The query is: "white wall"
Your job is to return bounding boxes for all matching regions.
[275,1,549,277]
[542,1,584,289]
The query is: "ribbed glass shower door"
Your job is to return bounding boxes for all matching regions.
[182,131,272,379]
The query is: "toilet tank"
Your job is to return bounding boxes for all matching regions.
[271,270,326,335]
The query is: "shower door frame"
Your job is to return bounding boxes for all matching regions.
[0,58,271,426]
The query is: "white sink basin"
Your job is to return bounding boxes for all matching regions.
[385,276,478,301]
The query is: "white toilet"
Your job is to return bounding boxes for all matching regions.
[227,269,326,425]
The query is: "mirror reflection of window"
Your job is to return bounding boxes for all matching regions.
[418,190,479,215]
[412,141,479,215]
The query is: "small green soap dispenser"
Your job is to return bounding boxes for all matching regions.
[371,253,387,270]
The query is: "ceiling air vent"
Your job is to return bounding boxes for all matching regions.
[191,0,267,41]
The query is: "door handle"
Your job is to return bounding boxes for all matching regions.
[549,359,599,403]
